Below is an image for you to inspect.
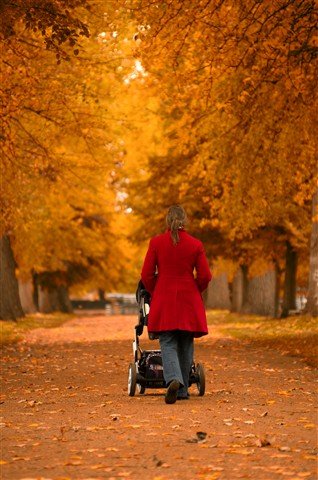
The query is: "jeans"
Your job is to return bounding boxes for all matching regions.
[159,331,194,397]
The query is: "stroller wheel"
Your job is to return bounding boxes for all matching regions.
[196,363,206,396]
[137,384,145,394]
[128,363,137,396]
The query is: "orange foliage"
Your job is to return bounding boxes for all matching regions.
[118,0,317,279]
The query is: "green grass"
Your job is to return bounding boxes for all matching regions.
[207,310,318,367]
[0,313,73,345]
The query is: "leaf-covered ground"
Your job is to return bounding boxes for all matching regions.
[1,314,317,480]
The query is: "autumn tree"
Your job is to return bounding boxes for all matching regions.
[0,1,140,318]
[306,188,318,316]
[1,0,91,319]
[2,0,316,319]
[118,0,317,315]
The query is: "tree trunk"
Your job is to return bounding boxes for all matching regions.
[306,189,318,316]
[281,240,298,317]
[38,285,73,313]
[18,278,37,314]
[206,273,231,309]
[32,272,39,311]
[57,285,73,313]
[274,261,281,319]
[231,265,249,312]
[240,264,249,312]
[246,269,278,317]
[232,267,243,312]
[38,286,58,313]
[98,289,105,301]
[0,235,24,320]
[201,287,208,306]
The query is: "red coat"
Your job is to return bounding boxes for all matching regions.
[141,229,212,337]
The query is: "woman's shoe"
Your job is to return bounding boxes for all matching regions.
[165,380,180,404]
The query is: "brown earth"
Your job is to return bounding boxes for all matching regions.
[1,314,317,480]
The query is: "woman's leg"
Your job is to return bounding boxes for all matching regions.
[177,332,194,398]
[159,331,184,387]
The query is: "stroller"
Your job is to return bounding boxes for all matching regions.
[127,281,206,397]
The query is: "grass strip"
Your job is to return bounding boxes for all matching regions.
[0,313,73,345]
[207,310,318,367]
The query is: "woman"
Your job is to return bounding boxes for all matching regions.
[141,205,212,404]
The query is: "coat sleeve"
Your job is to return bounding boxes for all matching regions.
[141,238,157,295]
[195,242,212,292]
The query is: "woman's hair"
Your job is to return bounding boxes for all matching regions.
[166,205,187,245]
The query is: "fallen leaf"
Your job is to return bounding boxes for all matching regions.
[91,464,112,470]
[186,431,207,444]
[225,448,253,455]
[255,437,271,447]
[64,460,83,466]
[278,446,291,452]
[271,453,291,458]
[277,390,292,396]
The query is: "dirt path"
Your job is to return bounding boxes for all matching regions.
[1,314,317,480]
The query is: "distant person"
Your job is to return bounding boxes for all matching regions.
[141,205,212,404]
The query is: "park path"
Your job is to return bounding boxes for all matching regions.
[1,314,317,480]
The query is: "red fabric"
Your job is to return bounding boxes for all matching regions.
[141,229,212,337]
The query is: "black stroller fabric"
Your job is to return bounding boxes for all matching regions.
[135,280,153,337]
[145,353,163,379]
[136,280,151,306]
